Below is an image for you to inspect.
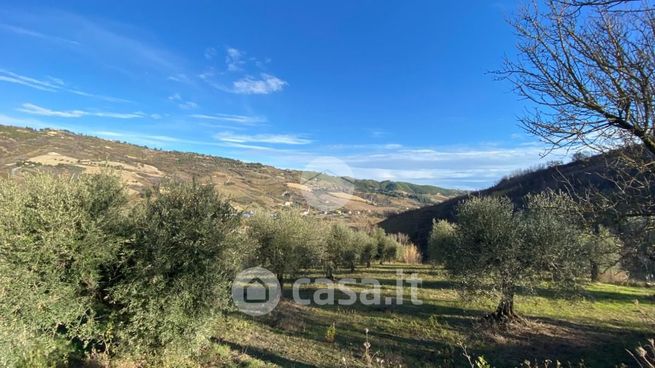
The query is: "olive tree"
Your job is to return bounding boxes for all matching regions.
[113,180,245,351]
[445,193,589,322]
[324,223,354,278]
[581,226,622,281]
[359,231,376,268]
[427,219,458,265]
[248,210,325,287]
[0,173,127,364]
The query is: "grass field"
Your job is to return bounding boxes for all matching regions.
[213,264,654,368]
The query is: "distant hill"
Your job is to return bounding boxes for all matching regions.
[379,153,623,250]
[0,124,462,227]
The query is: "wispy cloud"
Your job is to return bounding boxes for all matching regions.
[0,69,130,103]
[190,113,266,125]
[225,47,245,72]
[231,73,287,95]
[0,23,80,45]
[214,131,311,145]
[0,69,58,91]
[204,47,217,60]
[168,93,198,110]
[18,103,146,119]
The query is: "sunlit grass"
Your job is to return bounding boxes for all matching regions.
[218,264,654,367]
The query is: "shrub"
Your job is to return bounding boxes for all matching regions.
[399,244,422,264]
[112,180,245,352]
[324,323,336,343]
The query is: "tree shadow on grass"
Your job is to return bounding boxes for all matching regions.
[216,339,317,368]
[251,300,477,367]
[468,315,651,368]
[528,285,655,304]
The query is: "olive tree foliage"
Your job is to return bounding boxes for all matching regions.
[359,230,377,268]
[324,223,354,278]
[370,227,401,264]
[581,225,623,281]
[0,173,249,365]
[444,193,590,321]
[112,180,246,352]
[247,210,326,286]
[427,219,458,265]
[0,173,127,365]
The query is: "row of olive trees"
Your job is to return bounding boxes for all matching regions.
[0,173,246,366]
[246,211,403,286]
[427,192,622,322]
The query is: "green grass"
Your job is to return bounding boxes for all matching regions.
[215,264,654,368]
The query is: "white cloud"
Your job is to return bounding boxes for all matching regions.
[231,73,287,94]
[214,131,311,145]
[18,103,145,119]
[225,47,245,72]
[190,113,266,125]
[168,93,198,110]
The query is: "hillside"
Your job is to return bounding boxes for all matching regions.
[0,125,462,227]
[379,153,623,249]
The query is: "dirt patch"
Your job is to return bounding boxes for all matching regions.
[287,182,312,192]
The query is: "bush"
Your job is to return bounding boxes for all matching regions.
[399,244,422,264]
[0,173,127,364]
[112,180,245,352]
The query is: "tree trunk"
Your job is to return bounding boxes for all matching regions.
[277,273,284,292]
[590,261,600,282]
[366,260,371,268]
[486,289,521,323]
[325,265,334,280]
[350,261,356,273]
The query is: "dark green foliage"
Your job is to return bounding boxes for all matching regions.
[113,180,244,351]
[0,173,127,365]
[0,174,247,365]
[353,179,463,197]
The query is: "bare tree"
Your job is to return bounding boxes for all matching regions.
[501,0,655,278]
[501,0,655,155]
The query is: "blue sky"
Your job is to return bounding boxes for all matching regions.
[0,1,568,189]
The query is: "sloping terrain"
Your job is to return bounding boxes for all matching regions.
[379,153,624,249]
[0,125,462,227]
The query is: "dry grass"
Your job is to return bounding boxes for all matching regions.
[399,244,422,264]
